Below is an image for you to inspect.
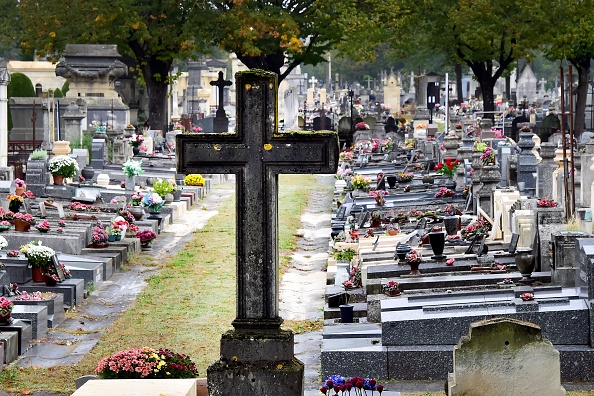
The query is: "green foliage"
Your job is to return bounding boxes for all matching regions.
[53,88,63,98]
[29,149,48,161]
[334,248,356,262]
[7,73,35,97]
[61,80,69,96]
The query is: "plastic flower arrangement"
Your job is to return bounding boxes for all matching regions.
[321,375,384,395]
[95,347,199,379]
[57,227,64,234]
[491,128,505,138]
[69,202,99,212]
[0,236,7,250]
[15,291,56,301]
[480,146,496,165]
[136,230,157,246]
[435,187,455,198]
[0,296,14,315]
[335,167,353,180]
[405,249,422,264]
[191,126,202,133]
[117,209,136,225]
[462,217,492,239]
[122,158,144,177]
[183,174,205,186]
[520,125,532,132]
[14,178,26,188]
[128,133,145,147]
[109,218,128,236]
[415,123,427,130]
[383,280,400,295]
[350,174,371,190]
[537,198,558,208]
[368,190,388,206]
[89,120,107,132]
[0,221,12,230]
[48,155,79,178]
[143,193,164,212]
[14,212,35,224]
[520,293,535,301]
[152,178,174,197]
[35,220,51,232]
[443,205,462,216]
[404,139,415,149]
[446,258,455,266]
[6,250,20,257]
[434,158,460,177]
[58,220,66,227]
[396,173,414,182]
[342,280,355,289]
[6,194,23,212]
[92,225,109,244]
[129,192,144,206]
[473,140,488,153]
[409,209,423,218]
[20,241,55,268]
[355,122,370,130]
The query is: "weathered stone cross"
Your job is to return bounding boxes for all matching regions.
[177,70,338,394]
[210,71,232,118]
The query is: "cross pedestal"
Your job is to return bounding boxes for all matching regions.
[177,70,338,395]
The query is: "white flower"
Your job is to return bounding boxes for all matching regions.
[122,158,144,177]
[0,236,7,249]
[48,156,79,177]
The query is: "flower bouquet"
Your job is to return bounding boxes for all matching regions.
[143,193,164,213]
[350,174,371,190]
[95,347,199,379]
[321,375,384,395]
[396,173,414,182]
[435,187,455,198]
[394,212,409,223]
[48,155,79,178]
[7,194,23,212]
[58,220,66,227]
[434,158,460,177]
[14,178,26,189]
[20,241,55,269]
[0,221,10,232]
[404,138,415,149]
[128,133,145,147]
[122,158,144,177]
[129,192,144,206]
[0,296,14,320]
[380,137,394,153]
[191,126,203,133]
[14,212,35,225]
[36,220,51,233]
[339,151,354,161]
[480,146,495,165]
[184,174,205,186]
[92,225,109,246]
[355,122,370,130]
[462,217,492,240]
[383,280,400,296]
[537,198,558,208]
[153,178,174,197]
[136,230,157,247]
[6,250,20,257]
[368,190,388,206]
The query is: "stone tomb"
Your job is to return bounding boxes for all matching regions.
[321,235,594,382]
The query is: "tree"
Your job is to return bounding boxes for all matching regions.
[201,0,407,82]
[0,0,29,60]
[19,0,200,130]
[6,72,36,131]
[542,0,594,139]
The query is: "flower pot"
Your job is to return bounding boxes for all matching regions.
[128,206,144,221]
[445,177,456,190]
[408,261,421,275]
[429,231,446,260]
[164,193,174,204]
[386,175,397,189]
[125,176,136,191]
[395,244,412,262]
[173,189,182,202]
[37,228,50,233]
[133,146,140,156]
[31,267,45,282]
[387,230,399,236]
[15,186,25,196]
[108,235,117,242]
[422,175,434,184]
[515,248,535,284]
[81,165,95,181]
[372,219,381,228]
[386,290,401,297]
[339,304,354,323]
[44,275,58,286]
[52,140,71,156]
[52,174,65,185]
[14,219,30,232]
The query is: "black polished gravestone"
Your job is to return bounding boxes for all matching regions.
[177,70,339,396]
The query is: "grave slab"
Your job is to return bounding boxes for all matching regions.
[20,278,84,308]
[0,331,18,363]
[3,232,84,255]
[60,254,113,281]
[71,378,198,396]
[321,337,387,379]
[0,319,32,354]
[1,257,31,283]
[64,261,104,289]
[13,293,65,328]
[80,250,122,272]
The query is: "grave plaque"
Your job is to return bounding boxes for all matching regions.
[56,203,65,219]
[51,255,66,282]
[177,70,338,395]
[39,202,47,218]
[23,198,32,215]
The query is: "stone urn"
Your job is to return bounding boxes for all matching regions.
[52,140,71,156]
[81,165,95,182]
[395,244,412,263]
[515,248,535,284]
[128,206,144,221]
[443,216,460,236]
[164,193,174,204]
[428,229,446,260]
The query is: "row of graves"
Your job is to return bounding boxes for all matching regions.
[321,118,594,393]
[0,150,210,368]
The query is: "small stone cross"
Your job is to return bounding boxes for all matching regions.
[210,71,232,118]
[309,75,318,89]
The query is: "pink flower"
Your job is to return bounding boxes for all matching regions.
[446,258,455,266]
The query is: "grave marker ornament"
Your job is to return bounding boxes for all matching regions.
[177,70,339,395]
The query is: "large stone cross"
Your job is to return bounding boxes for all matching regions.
[177,70,338,394]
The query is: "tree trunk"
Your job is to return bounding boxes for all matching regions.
[470,66,497,121]
[237,50,288,82]
[455,63,463,105]
[570,57,591,141]
[505,75,511,103]
[141,60,170,131]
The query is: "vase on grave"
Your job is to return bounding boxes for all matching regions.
[164,193,174,204]
[15,186,25,196]
[128,206,144,221]
[443,216,459,236]
[81,165,95,181]
[132,146,140,156]
[173,189,182,202]
[52,140,71,156]
[14,219,31,232]
[339,304,354,323]
[407,260,421,275]
[386,289,401,297]
[52,174,65,185]
[386,175,397,188]
[125,176,136,191]
[429,229,446,260]
[395,244,412,262]
[445,176,456,191]
[515,248,535,284]
[0,309,12,324]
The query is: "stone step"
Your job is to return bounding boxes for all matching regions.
[11,305,48,339]
[80,249,123,271]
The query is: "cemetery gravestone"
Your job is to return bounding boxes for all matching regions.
[177,70,339,395]
[209,71,232,133]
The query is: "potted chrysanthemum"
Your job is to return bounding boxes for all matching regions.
[48,155,79,185]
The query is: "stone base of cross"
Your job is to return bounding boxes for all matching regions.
[177,70,339,395]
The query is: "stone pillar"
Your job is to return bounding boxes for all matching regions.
[581,139,594,207]
[478,118,493,138]
[61,101,86,144]
[471,151,483,214]
[478,164,502,217]
[456,142,473,189]
[538,143,558,200]
[25,159,49,197]
[517,131,537,194]
[443,134,460,161]
[536,207,566,272]
[0,60,9,168]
